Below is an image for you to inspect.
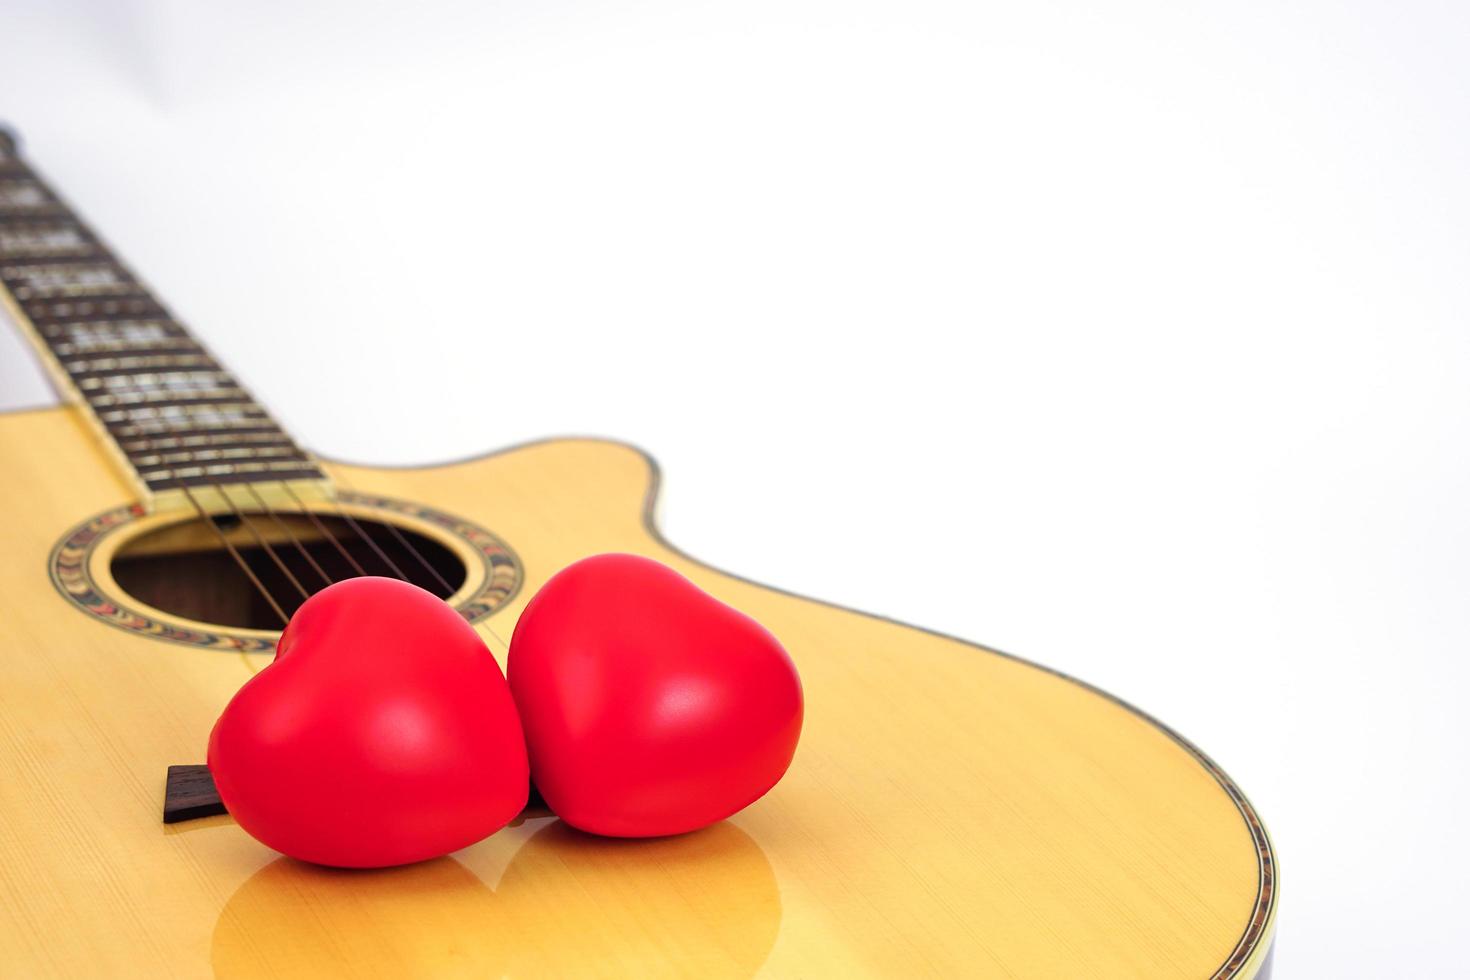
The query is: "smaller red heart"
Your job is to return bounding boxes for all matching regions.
[208,577,528,867]
[508,554,803,837]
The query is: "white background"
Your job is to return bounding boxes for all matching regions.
[3,1,1467,975]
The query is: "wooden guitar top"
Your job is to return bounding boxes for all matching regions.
[0,409,1275,977]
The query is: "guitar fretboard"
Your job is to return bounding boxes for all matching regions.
[0,136,328,509]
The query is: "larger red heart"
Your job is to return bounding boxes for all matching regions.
[208,577,528,868]
[508,553,803,837]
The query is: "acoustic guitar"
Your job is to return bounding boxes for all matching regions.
[0,129,1276,978]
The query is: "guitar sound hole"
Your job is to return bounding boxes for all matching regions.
[110,512,468,631]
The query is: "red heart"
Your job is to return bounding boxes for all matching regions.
[508,554,803,837]
[208,577,528,867]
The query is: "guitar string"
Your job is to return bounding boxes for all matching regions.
[243,484,334,590]
[272,474,509,651]
[281,482,370,577]
[188,462,457,606]
[313,474,509,648]
[377,517,455,596]
[212,484,312,603]
[313,470,456,598]
[311,473,509,650]
[276,476,453,598]
[323,495,411,583]
[277,475,413,584]
[186,467,460,625]
[326,467,520,651]
[180,483,290,626]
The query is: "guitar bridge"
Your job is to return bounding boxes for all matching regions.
[163,764,226,824]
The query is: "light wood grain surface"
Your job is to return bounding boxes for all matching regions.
[0,406,1275,977]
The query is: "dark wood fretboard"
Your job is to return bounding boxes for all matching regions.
[0,132,329,511]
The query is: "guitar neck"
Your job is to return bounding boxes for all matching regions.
[0,134,330,513]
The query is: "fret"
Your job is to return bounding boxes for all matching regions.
[103,406,277,438]
[0,178,54,210]
[109,420,286,441]
[125,445,305,481]
[91,391,254,413]
[136,455,316,480]
[78,369,236,392]
[13,280,145,302]
[98,401,269,426]
[146,462,324,481]
[102,401,271,423]
[0,223,99,260]
[0,140,329,507]
[64,354,218,377]
[40,318,188,348]
[0,261,138,301]
[0,179,66,220]
[20,296,167,323]
[119,431,296,454]
[143,461,329,491]
[0,178,48,206]
[53,338,201,358]
[132,445,305,469]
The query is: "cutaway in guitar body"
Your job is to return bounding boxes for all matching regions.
[0,406,1275,977]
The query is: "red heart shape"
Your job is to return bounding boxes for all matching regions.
[508,554,803,837]
[208,577,528,867]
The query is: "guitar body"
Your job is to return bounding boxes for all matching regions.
[0,404,1275,978]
